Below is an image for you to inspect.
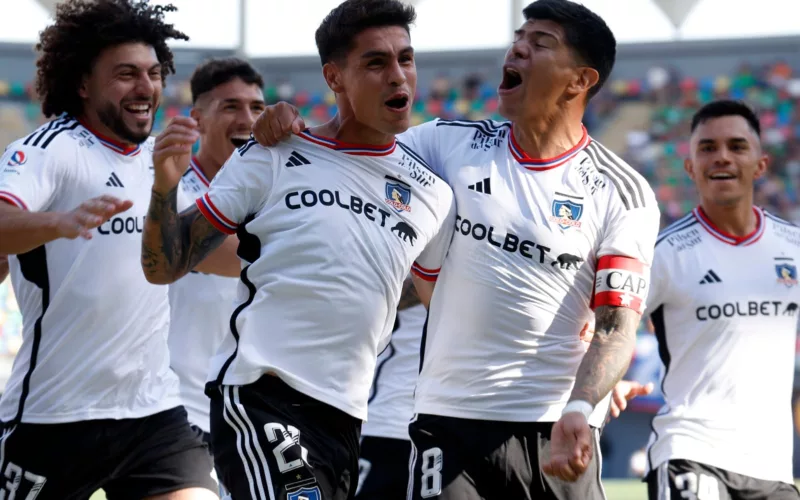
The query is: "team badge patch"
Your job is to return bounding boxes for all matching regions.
[287,486,322,500]
[7,150,26,167]
[549,198,583,230]
[775,263,798,287]
[385,181,412,213]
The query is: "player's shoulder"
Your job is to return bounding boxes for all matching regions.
[230,137,276,164]
[582,138,656,211]
[3,115,82,161]
[654,211,703,253]
[763,209,800,247]
[433,117,511,135]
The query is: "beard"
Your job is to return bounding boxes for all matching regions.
[96,100,154,145]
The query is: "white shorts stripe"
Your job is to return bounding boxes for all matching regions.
[0,425,15,477]
[231,386,276,500]
[406,414,419,500]
[593,429,608,500]
[659,461,671,500]
[223,386,268,500]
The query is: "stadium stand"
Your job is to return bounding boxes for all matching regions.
[1,39,800,481]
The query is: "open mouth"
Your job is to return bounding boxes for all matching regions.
[385,94,409,111]
[230,134,251,148]
[500,66,522,91]
[123,103,152,120]
[708,172,737,181]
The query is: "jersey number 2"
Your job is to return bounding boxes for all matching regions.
[674,471,720,500]
[264,422,310,474]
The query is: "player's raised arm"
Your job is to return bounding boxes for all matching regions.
[0,145,133,255]
[142,117,272,284]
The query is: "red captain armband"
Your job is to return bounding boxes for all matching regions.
[591,255,649,314]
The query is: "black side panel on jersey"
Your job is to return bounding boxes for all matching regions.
[647,305,670,471]
[211,214,261,387]
[417,311,429,374]
[13,245,50,424]
[368,342,396,404]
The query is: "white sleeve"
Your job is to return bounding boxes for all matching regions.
[397,120,443,175]
[0,144,62,212]
[195,143,274,234]
[592,192,660,314]
[411,186,456,282]
[177,181,193,212]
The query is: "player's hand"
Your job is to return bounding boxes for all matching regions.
[609,380,654,419]
[55,195,133,240]
[152,116,199,192]
[579,321,594,350]
[542,412,593,482]
[252,102,305,147]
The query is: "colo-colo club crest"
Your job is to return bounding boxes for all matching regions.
[550,198,583,230]
[385,179,412,213]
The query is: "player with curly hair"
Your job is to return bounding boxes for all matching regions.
[0,1,231,498]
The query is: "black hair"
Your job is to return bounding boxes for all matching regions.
[523,0,616,100]
[315,0,416,65]
[690,99,761,136]
[190,58,265,104]
[35,0,189,118]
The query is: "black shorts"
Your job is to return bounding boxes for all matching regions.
[646,459,800,500]
[0,406,217,500]
[408,414,606,500]
[210,375,362,500]
[355,436,412,500]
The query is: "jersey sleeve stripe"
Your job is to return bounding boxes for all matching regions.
[765,211,797,227]
[585,143,643,210]
[395,141,441,179]
[655,218,699,246]
[591,141,648,207]
[411,262,439,281]
[196,195,237,234]
[0,191,28,210]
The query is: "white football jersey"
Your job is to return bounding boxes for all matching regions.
[198,132,456,420]
[645,207,799,484]
[400,119,660,426]
[168,158,238,433]
[362,303,426,441]
[0,116,190,424]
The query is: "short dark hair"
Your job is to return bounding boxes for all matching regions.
[315,0,416,65]
[523,0,616,100]
[690,99,761,136]
[35,0,188,118]
[190,58,265,104]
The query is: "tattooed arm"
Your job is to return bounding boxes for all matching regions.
[569,305,640,406]
[398,276,422,310]
[141,186,237,284]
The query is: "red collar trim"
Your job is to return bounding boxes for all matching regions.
[298,130,396,156]
[694,206,765,246]
[78,120,141,156]
[508,125,589,171]
[189,157,210,186]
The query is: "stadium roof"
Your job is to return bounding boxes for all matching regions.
[9,0,800,57]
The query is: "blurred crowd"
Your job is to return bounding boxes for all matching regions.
[1,59,800,379]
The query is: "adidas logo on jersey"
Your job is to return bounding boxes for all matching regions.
[468,178,491,194]
[699,269,722,284]
[285,151,311,167]
[105,172,124,187]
